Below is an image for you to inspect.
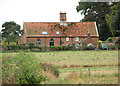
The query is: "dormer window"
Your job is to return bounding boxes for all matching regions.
[56,31,59,35]
[66,37,69,41]
[42,31,47,35]
[75,37,79,41]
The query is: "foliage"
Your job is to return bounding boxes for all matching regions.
[40,63,59,77]
[79,45,88,50]
[10,42,16,45]
[1,40,7,49]
[98,40,103,43]
[106,2,120,37]
[29,43,35,50]
[29,43,34,46]
[1,21,24,43]
[87,44,96,50]
[76,2,118,40]
[51,24,68,34]
[2,52,46,84]
[108,44,115,50]
[48,46,74,51]
[108,37,113,43]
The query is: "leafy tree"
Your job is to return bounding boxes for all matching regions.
[76,2,118,41]
[106,2,120,37]
[1,21,24,44]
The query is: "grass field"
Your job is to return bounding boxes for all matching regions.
[2,50,119,84]
[33,50,118,66]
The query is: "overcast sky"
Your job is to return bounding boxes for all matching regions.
[0,0,84,31]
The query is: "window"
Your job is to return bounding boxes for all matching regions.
[36,39,41,46]
[75,37,79,41]
[42,31,47,35]
[50,38,54,46]
[66,37,69,41]
[56,31,59,35]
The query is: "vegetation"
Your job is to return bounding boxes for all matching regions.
[106,2,120,37]
[1,21,24,44]
[2,44,98,53]
[76,2,118,41]
[2,51,118,84]
[2,52,59,84]
[2,52,46,84]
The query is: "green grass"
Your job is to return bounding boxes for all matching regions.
[59,66,118,74]
[33,50,118,67]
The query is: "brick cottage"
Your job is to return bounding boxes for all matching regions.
[18,12,99,47]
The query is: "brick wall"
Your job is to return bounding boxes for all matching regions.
[25,37,98,47]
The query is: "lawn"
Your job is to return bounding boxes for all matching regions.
[1,50,119,84]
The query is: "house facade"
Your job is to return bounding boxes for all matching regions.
[18,12,99,47]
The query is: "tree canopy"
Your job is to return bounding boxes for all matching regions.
[76,2,118,41]
[106,2,120,37]
[1,21,24,44]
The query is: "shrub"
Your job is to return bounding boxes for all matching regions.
[87,44,96,50]
[37,46,44,51]
[29,43,36,50]
[29,43,34,46]
[40,63,59,77]
[2,53,46,84]
[108,45,115,50]
[108,37,113,43]
[101,44,107,50]
[79,45,88,50]
[10,42,16,45]
[48,46,72,51]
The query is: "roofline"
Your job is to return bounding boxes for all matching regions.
[23,21,96,23]
[26,36,99,38]
[94,22,99,36]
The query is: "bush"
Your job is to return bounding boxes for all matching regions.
[37,46,44,51]
[87,44,96,50]
[48,46,73,51]
[2,52,46,84]
[7,44,30,50]
[40,63,59,77]
[108,45,115,50]
[29,43,36,50]
[108,37,113,43]
[79,45,88,50]
[29,43,34,46]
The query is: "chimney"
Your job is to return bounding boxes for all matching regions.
[60,12,67,25]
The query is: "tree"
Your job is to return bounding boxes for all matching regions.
[106,2,120,37]
[1,21,24,44]
[76,2,118,41]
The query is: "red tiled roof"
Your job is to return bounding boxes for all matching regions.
[23,22,99,37]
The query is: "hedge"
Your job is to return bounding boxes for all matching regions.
[6,45,97,51]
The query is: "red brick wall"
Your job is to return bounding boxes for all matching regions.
[25,37,98,47]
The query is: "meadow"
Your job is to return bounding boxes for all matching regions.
[1,50,119,84]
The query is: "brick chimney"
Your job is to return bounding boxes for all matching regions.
[60,12,67,25]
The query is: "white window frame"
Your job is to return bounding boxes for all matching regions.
[56,31,59,35]
[66,37,69,41]
[75,37,79,41]
[42,31,47,35]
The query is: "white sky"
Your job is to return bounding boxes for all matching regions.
[0,0,84,31]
